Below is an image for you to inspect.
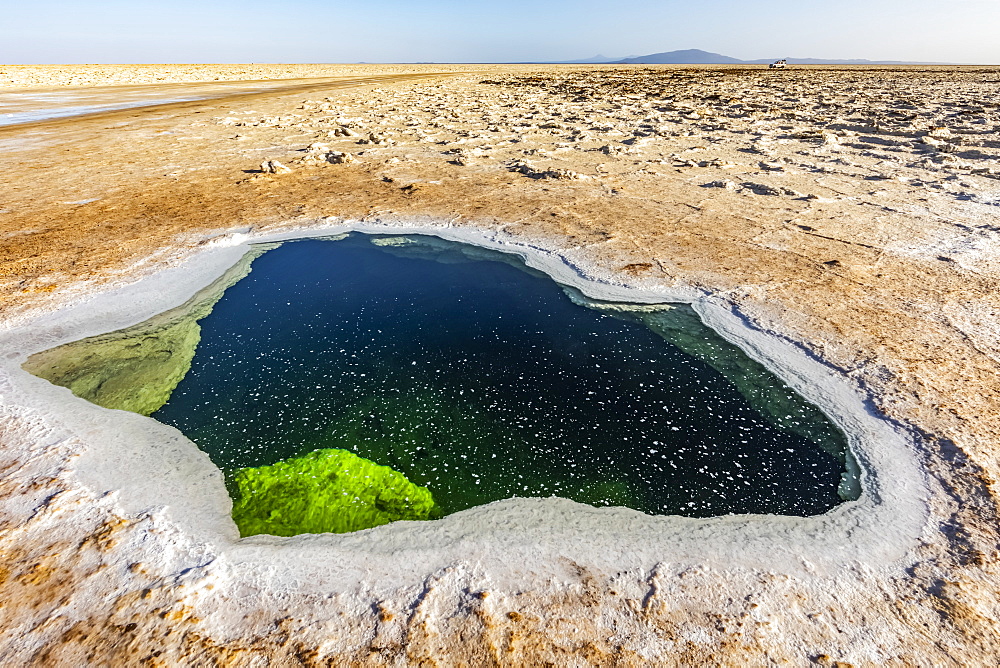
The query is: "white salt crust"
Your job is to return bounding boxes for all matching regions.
[0,220,930,598]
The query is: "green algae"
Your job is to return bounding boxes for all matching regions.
[561,286,860,501]
[229,448,439,537]
[25,232,854,535]
[634,308,845,449]
[23,244,278,415]
[378,236,850,470]
[24,319,203,416]
[562,288,847,452]
[307,390,644,515]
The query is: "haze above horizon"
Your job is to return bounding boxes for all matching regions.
[2,0,997,65]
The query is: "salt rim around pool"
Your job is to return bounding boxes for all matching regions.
[24,232,858,535]
[0,220,930,587]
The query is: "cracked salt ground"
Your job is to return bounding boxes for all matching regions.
[143,234,852,529]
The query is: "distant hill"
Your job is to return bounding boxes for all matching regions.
[616,49,745,65]
[612,49,951,65]
[535,49,951,65]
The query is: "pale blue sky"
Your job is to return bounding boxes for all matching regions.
[2,0,997,64]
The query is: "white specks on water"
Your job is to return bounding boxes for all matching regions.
[151,234,849,519]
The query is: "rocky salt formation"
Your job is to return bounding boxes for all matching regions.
[259,159,292,175]
[0,65,999,664]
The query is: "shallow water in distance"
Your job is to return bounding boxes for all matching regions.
[149,234,851,521]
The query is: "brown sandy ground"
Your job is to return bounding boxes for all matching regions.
[0,64,999,665]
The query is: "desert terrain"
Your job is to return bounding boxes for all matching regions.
[0,64,999,665]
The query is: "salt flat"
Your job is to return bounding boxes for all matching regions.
[0,63,998,665]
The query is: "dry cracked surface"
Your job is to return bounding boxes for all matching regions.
[0,64,999,665]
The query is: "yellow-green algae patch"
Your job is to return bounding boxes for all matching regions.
[229,448,439,537]
[24,239,440,537]
[23,244,277,416]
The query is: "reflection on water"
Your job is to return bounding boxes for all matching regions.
[0,97,203,127]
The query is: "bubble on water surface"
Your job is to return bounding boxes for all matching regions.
[27,233,857,536]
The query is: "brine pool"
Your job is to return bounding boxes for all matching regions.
[26,233,858,537]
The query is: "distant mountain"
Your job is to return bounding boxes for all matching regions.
[613,49,952,65]
[524,49,956,66]
[616,49,745,65]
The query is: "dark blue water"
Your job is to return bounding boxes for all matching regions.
[152,235,849,518]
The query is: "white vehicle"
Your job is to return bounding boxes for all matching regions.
[769,59,788,69]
